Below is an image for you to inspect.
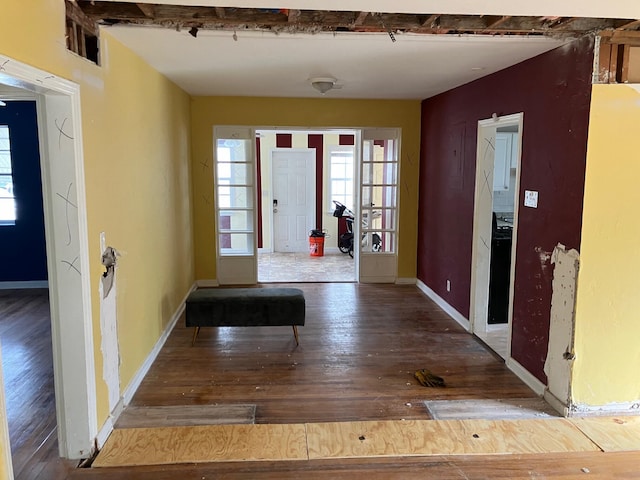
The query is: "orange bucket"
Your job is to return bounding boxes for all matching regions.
[309,235,325,257]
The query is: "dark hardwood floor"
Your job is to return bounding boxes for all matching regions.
[0,289,73,480]
[133,283,534,424]
[3,284,640,479]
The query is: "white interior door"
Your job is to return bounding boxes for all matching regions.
[470,113,522,357]
[358,129,399,283]
[271,149,316,253]
[214,126,257,285]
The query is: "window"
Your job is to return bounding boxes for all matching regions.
[0,125,16,225]
[329,146,354,210]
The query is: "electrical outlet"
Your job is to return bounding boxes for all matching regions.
[446,280,451,292]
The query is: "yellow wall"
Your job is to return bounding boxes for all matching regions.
[1,0,194,441]
[573,84,640,406]
[191,97,421,280]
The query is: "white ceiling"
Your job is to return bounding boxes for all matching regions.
[103,0,639,99]
[107,27,565,100]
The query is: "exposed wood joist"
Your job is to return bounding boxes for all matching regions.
[75,1,640,38]
[484,16,511,30]
[288,9,302,23]
[66,0,99,35]
[136,3,155,18]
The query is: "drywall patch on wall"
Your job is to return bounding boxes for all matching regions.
[100,246,121,414]
[544,243,579,408]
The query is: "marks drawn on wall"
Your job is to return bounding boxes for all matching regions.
[200,156,210,172]
[0,60,9,71]
[61,256,81,275]
[55,117,74,149]
[56,182,77,246]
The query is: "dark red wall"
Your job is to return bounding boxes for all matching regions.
[417,36,594,382]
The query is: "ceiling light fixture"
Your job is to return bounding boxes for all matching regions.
[310,76,337,95]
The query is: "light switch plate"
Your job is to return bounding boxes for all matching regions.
[524,190,538,208]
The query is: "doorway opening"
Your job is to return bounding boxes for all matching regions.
[0,54,97,464]
[470,113,523,359]
[213,127,400,285]
[256,129,358,283]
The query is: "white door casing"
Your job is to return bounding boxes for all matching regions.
[0,55,97,459]
[470,113,523,357]
[271,149,316,253]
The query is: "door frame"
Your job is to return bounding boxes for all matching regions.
[470,113,523,358]
[270,148,316,253]
[0,54,97,460]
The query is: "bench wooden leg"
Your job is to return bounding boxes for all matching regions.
[191,326,201,346]
[292,325,300,346]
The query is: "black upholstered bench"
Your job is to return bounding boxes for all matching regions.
[185,287,305,346]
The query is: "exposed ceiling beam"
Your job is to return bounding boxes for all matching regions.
[354,11,369,26]
[136,3,155,17]
[75,1,640,38]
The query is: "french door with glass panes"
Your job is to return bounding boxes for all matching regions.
[214,126,257,285]
[359,129,399,283]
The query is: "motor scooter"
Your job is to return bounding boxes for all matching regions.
[332,200,382,257]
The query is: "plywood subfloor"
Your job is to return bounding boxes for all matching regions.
[425,398,559,420]
[93,424,308,467]
[570,416,640,452]
[115,404,256,428]
[306,419,600,459]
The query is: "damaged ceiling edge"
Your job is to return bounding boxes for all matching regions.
[71,1,640,39]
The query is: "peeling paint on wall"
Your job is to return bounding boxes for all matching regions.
[100,246,120,414]
[544,243,580,408]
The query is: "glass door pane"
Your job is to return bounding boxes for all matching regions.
[359,129,400,283]
[214,127,257,284]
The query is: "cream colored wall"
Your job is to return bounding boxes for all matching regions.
[573,84,640,406]
[323,133,343,247]
[1,0,194,438]
[192,97,421,280]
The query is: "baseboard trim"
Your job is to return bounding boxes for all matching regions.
[0,280,48,290]
[196,279,219,288]
[543,389,570,417]
[95,417,114,450]
[416,279,470,331]
[506,357,546,396]
[95,282,198,447]
[568,401,640,417]
[395,277,416,285]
